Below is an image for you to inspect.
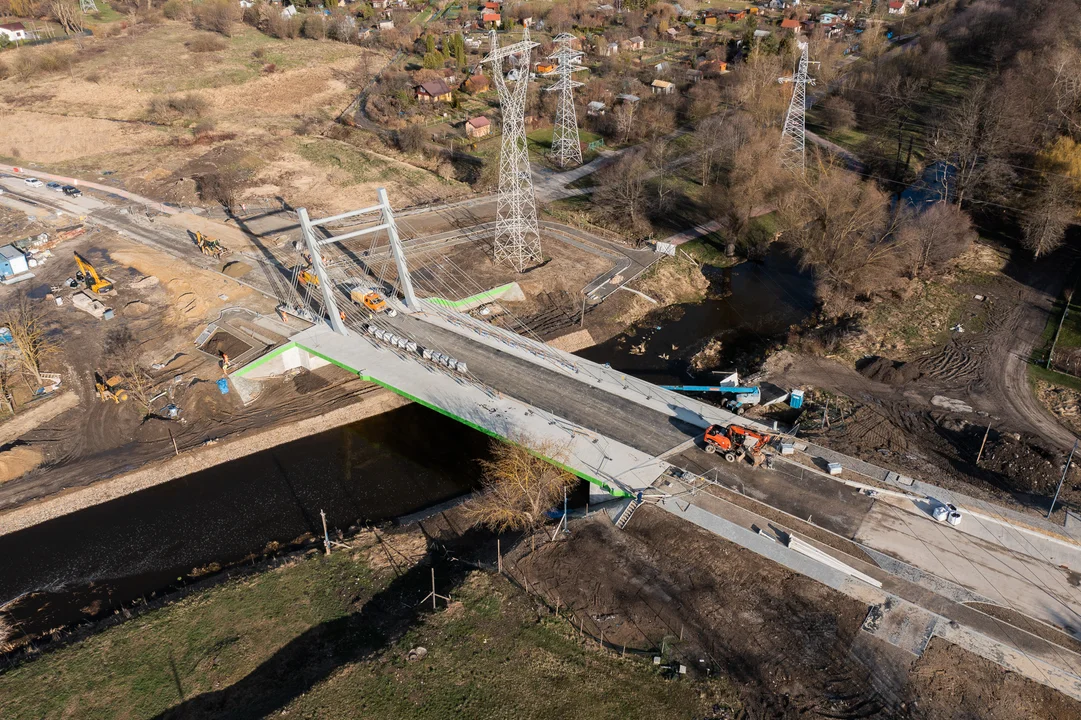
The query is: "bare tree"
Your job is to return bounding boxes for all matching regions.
[1022,177,1075,259]
[120,360,159,419]
[0,348,17,415]
[593,150,650,235]
[929,82,1015,205]
[781,156,901,315]
[612,101,637,144]
[693,114,725,187]
[709,130,789,251]
[467,437,576,534]
[897,201,976,278]
[820,96,856,132]
[0,299,55,388]
[50,0,85,34]
[728,40,786,124]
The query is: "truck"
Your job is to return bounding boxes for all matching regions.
[350,287,397,317]
[703,423,773,465]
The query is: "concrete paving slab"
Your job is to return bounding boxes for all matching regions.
[854,501,1081,641]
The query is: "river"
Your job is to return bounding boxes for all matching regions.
[0,404,491,645]
[579,244,817,384]
[1,245,816,649]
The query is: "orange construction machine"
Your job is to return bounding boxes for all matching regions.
[703,424,773,465]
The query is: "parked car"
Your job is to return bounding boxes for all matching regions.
[24,177,43,188]
[62,185,82,197]
[46,182,62,192]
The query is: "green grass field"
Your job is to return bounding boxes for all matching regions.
[526,127,604,165]
[0,547,736,719]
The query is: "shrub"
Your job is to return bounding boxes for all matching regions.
[147,93,208,122]
[193,119,216,136]
[251,46,266,59]
[12,53,36,81]
[85,70,102,83]
[266,13,300,38]
[0,59,10,81]
[261,62,277,74]
[186,33,227,52]
[300,13,325,40]
[193,0,238,36]
[396,124,425,153]
[162,0,192,19]
[820,96,856,133]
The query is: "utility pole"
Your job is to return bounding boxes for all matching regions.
[483,29,543,272]
[1049,439,1078,519]
[778,42,817,173]
[543,33,586,169]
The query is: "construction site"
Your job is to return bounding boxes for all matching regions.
[2,3,1081,718]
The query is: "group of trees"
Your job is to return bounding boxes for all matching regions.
[827,0,1081,262]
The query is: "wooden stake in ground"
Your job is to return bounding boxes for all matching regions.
[168,429,179,456]
[975,421,991,466]
[497,538,502,574]
[320,509,330,556]
[420,568,451,610]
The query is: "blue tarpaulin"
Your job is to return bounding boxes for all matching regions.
[217,378,229,394]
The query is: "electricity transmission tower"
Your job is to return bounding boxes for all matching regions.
[543,33,585,169]
[778,42,816,172]
[80,0,98,13]
[483,29,542,273]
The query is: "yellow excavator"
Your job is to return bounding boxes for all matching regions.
[94,372,127,403]
[74,252,114,294]
[194,231,229,259]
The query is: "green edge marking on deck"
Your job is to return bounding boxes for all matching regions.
[233,340,629,497]
[426,282,516,309]
[231,342,298,377]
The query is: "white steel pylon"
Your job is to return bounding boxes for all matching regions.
[543,33,585,169]
[483,29,542,273]
[80,0,98,12]
[778,42,816,172]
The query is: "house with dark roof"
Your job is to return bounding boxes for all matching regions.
[416,79,453,102]
[0,22,29,42]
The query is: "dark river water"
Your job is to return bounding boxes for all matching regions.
[579,245,817,384]
[1,404,491,643]
[0,245,816,647]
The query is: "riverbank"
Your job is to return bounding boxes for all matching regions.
[0,522,736,719]
[0,384,408,538]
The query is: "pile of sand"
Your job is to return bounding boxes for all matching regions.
[0,446,44,484]
[110,241,256,325]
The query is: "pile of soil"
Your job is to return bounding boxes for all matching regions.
[0,446,44,484]
[978,433,1065,495]
[858,356,923,386]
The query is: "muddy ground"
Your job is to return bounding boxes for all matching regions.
[754,243,1081,518]
[0,226,387,511]
[507,506,1081,719]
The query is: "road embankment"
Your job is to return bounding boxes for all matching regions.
[0,388,409,537]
